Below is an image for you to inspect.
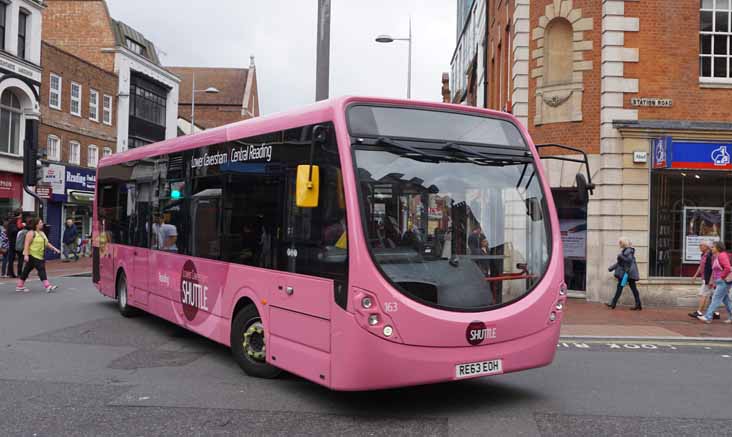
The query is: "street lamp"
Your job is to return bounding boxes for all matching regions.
[190,72,220,134]
[375,18,412,99]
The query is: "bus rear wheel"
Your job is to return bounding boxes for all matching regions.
[116,272,136,318]
[231,305,281,379]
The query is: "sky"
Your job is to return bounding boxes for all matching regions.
[106,0,457,115]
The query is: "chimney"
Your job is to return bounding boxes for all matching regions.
[250,55,255,68]
[441,73,450,103]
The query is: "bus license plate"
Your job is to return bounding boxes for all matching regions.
[455,359,503,379]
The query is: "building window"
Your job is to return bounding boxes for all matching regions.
[47,135,60,161]
[130,83,166,127]
[69,141,80,165]
[17,10,28,59]
[128,137,151,149]
[125,37,146,56]
[89,89,99,121]
[88,145,98,167]
[0,90,21,155]
[0,3,6,51]
[701,0,732,80]
[49,74,62,110]
[103,146,113,158]
[103,94,113,125]
[70,82,82,117]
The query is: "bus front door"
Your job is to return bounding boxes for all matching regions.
[268,273,333,384]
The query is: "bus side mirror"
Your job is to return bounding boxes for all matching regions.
[296,165,320,208]
[575,173,594,204]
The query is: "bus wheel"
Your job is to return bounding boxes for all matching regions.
[231,305,281,379]
[116,272,136,318]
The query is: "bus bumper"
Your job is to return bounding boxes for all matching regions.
[329,310,560,391]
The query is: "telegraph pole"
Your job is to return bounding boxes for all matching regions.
[315,0,331,101]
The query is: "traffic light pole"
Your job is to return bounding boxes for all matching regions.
[22,114,44,218]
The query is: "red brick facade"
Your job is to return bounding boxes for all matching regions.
[41,0,117,72]
[39,42,117,168]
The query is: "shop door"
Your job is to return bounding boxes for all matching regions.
[552,188,587,293]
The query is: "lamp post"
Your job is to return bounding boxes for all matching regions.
[375,17,412,99]
[190,72,220,134]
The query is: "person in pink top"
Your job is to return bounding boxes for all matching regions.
[698,241,732,323]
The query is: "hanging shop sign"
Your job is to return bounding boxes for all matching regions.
[653,137,732,170]
[42,164,67,202]
[682,206,723,263]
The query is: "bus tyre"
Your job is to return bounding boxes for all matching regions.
[116,273,136,318]
[231,305,281,379]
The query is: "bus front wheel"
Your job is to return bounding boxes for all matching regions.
[231,305,281,379]
[116,272,136,318]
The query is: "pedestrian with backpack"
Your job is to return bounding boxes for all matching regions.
[0,219,8,277]
[15,222,28,278]
[606,237,642,310]
[16,218,61,293]
[5,210,21,277]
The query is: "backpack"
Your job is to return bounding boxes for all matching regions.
[15,229,27,252]
[0,230,7,252]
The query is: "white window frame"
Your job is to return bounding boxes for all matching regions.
[102,94,113,125]
[700,0,732,83]
[70,82,82,117]
[69,141,80,165]
[89,89,99,122]
[88,144,98,167]
[47,135,60,161]
[49,73,62,110]
[103,146,113,158]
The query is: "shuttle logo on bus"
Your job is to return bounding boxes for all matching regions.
[466,321,497,345]
[180,260,210,321]
[191,143,273,169]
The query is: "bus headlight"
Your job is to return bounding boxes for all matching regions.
[559,283,567,296]
[556,302,563,311]
[549,312,557,322]
[368,314,379,326]
[361,297,373,309]
[383,325,393,337]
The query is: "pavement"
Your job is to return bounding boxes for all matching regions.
[1,275,731,436]
[0,256,92,284]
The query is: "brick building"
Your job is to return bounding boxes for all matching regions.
[0,0,44,217]
[42,0,180,151]
[38,42,117,255]
[169,58,260,134]
[448,0,732,306]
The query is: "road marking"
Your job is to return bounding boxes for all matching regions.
[723,355,730,358]
[558,339,730,352]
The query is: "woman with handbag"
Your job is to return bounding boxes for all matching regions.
[698,241,732,323]
[606,237,642,310]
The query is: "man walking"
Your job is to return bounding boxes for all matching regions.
[62,219,79,262]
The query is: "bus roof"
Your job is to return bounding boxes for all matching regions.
[98,96,524,168]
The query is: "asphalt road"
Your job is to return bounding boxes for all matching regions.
[1,276,731,437]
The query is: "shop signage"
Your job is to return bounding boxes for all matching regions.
[35,185,52,199]
[682,207,723,263]
[633,151,648,163]
[652,137,732,170]
[0,51,41,82]
[630,98,672,107]
[43,164,66,202]
[0,173,22,200]
[65,166,96,192]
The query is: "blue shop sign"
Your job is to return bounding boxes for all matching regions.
[653,137,732,170]
[65,166,96,192]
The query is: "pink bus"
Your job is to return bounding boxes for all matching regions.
[92,96,591,391]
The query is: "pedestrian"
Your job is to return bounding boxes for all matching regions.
[697,241,732,323]
[62,218,79,262]
[15,218,61,293]
[14,219,28,277]
[606,236,642,310]
[0,219,8,277]
[5,210,21,278]
[689,241,720,319]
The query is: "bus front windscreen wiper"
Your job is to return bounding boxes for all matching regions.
[441,142,533,165]
[368,137,447,163]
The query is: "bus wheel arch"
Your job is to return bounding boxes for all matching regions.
[230,298,281,379]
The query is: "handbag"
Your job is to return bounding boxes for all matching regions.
[620,272,629,287]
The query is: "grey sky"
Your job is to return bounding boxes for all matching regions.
[106,0,457,115]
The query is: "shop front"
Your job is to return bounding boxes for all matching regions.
[64,165,95,256]
[649,137,732,281]
[0,172,23,220]
[41,163,67,260]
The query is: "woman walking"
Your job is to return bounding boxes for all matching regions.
[606,237,642,310]
[15,218,61,293]
[698,241,732,323]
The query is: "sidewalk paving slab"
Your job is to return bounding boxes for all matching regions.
[0,257,92,284]
[562,299,732,340]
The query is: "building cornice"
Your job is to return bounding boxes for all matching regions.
[102,47,181,84]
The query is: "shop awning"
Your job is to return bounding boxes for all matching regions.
[68,191,94,203]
